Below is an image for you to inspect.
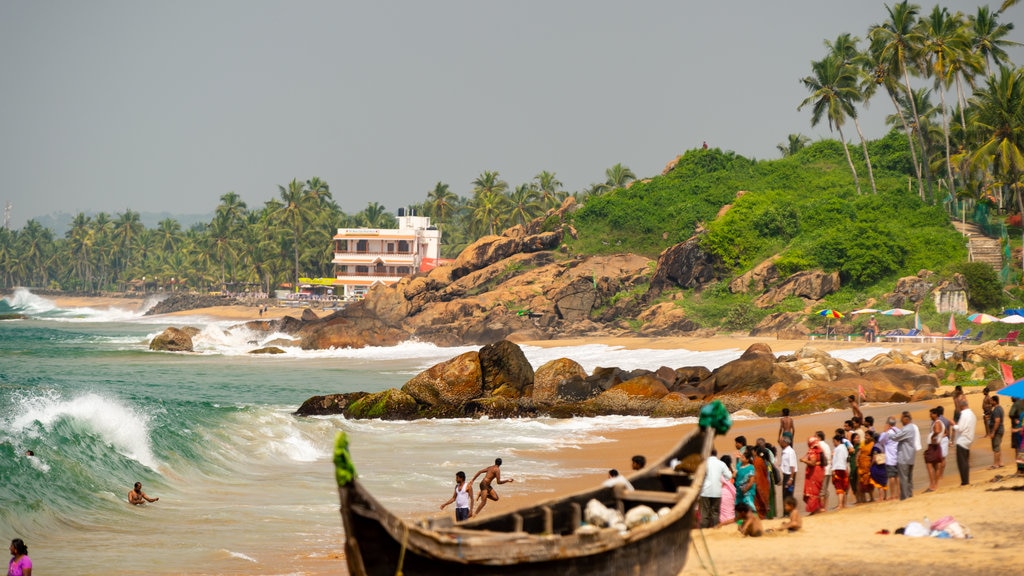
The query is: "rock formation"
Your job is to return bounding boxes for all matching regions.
[294,340,943,420]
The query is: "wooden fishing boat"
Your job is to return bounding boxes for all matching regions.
[334,419,718,576]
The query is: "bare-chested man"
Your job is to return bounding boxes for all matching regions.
[778,407,795,446]
[128,481,159,505]
[470,458,513,516]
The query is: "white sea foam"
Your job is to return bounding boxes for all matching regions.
[10,391,161,470]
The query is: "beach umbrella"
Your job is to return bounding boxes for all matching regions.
[999,315,1024,324]
[880,308,914,316]
[967,313,1000,324]
[850,308,880,315]
[998,378,1024,398]
[817,309,844,318]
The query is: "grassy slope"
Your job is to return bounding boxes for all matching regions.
[565,133,970,332]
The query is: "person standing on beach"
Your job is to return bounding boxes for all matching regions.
[982,388,993,436]
[985,396,1005,469]
[924,408,946,493]
[699,449,732,529]
[778,408,795,447]
[952,397,977,486]
[847,395,863,422]
[470,458,513,516]
[878,418,900,500]
[1009,396,1024,475]
[778,436,798,500]
[865,315,879,342]
[889,411,919,500]
[800,437,825,515]
[814,431,831,511]
[8,538,31,576]
[439,471,473,522]
[830,434,849,510]
[128,482,158,505]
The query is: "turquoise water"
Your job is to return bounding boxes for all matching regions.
[2,289,887,574]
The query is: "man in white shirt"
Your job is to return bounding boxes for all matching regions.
[953,398,978,486]
[830,434,850,510]
[602,469,634,491]
[699,449,732,528]
[778,437,798,500]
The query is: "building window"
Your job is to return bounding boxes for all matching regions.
[398,240,410,253]
[357,239,368,253]
[387,242,395,253]
[397,266,410,275]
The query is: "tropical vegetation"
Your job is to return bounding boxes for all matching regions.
[0,1,1022,327]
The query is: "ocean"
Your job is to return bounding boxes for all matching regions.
[0,288,890,575]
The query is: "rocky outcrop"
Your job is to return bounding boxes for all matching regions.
[149,327,195,352]
[144,293,234,315]
[648,234,722,295]
[294,340,942,420]
[753,270,840,308]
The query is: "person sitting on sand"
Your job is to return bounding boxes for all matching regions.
[734,502,763,537]
[128,481,158,505]
[779,495,802,532]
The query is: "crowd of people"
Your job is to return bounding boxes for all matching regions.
[699,391,1024,537]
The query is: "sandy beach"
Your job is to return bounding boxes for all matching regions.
[41,295,1024,575]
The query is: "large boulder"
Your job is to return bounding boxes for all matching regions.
[149,327,194,352]
[648,234,722,295]
[345,389,420,420]
[753,270,840,308]
[293,392,368,416]
[479,340,534,398]
[730,257,780,294]
[402,351,483,407]
[533,358,589,406]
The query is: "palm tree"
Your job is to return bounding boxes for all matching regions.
[507,184,541,226]
[870,0,927,198]
[356,202,395,228]
[467,190,509,236]
[111,210,143,289]
[471,171,509,199]
[273,179,311,290]
[969,66,1024,267]
[918,5,971,198]
[799,55,863,194]
[532,170,564,210]
[425,182,458,227]
[777,133,811,157]
[826,33,878,193]
[603,163,637,190]
[969,5,1020,75]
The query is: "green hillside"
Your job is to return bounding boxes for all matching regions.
[565,131,992,332]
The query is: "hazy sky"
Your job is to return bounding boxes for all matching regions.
[2,1,1021,230]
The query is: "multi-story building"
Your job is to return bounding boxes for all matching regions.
[331,210,442,299]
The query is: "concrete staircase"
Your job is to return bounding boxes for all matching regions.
[953,221,1003,273]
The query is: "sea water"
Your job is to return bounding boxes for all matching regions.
[0,288,891,575]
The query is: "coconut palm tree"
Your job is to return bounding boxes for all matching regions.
[471,171,509,200]
[799,55,863,194]
[825,33,878,193]
[532,170,564,210]
[425,182,458,227]
[507,184,541,227]
[777,133,811,157]
[870,0,928,198]
[111,210,143,289]
[604,163,637,190]
[969,66,1024,267]
[918,5,971,198]
[969,5,1020,75]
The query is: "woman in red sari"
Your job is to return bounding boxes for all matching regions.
[752,447,772,519]
[799,436,825,515]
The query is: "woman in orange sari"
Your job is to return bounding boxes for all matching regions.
[799,437,825,515]
[856,432,877,503]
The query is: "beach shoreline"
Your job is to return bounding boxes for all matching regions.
[27,294,1024,575]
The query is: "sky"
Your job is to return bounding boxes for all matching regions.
[2,1,1022,230]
